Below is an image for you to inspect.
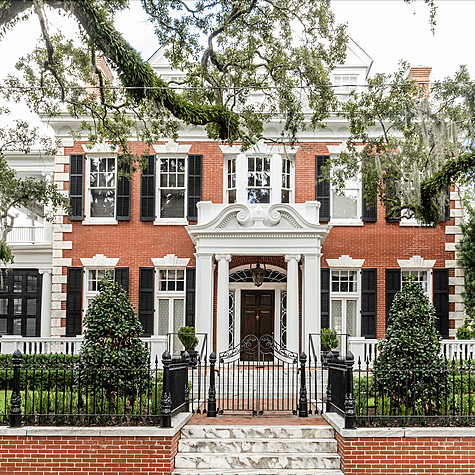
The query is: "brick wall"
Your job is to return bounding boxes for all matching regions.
[335,431,475,474]
[0,432,180,475]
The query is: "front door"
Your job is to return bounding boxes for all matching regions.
[241,290,274,340]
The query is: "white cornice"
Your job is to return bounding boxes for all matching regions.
[151,254,190,267]
[326,255,365,268]
[397,256,436,269]
[80,254,120,267]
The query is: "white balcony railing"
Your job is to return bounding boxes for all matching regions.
[2,226,46,244]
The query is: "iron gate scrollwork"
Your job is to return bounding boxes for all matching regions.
[216,334,298,415]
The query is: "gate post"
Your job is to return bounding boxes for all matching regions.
[299,352,308,417]
[160,350,172,428]
[344,351,356,429]
[9,350,22,428]
[207,352,217,417]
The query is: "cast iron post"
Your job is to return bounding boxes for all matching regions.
[183,350,190,413]
[299,352,308,417]
[9,350,22,428]
[344,351,356,429]
[160,350,172,428]
[207,352,217,417]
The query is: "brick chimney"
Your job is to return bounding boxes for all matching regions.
[408,66,432,96]
[85,55,114,97]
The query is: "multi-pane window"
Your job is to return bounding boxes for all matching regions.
[86,269,114,309]
[402,270,428,294]
[0,270,41,337]
[159,269,185,292]
[334,75,358,93]
[159,157,186,219]
[90,157,116,218]
[331,270,358,293]
[332,177,360,220]
[281,157,291,203]
[227,158,237,204]
[247,156,271,204]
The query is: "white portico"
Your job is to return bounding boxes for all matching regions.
[186,201,330,355]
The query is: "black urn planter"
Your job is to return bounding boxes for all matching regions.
[321,350,340,367]
[181,349,198,366]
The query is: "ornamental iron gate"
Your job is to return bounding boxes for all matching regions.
[215,334,299,415]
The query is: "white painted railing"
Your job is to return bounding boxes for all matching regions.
[2,226,46,243]
[348,338,475,367]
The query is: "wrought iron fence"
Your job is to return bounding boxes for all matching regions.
[0,349,196,428]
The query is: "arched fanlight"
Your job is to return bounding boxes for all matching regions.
[250,259,266,287]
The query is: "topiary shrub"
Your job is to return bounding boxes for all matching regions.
[373,276,443,408]
[77,272,150,403]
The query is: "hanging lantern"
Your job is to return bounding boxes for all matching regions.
[250,259,266,287]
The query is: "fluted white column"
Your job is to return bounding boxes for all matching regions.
[39,268,52,337]
[285,254,301,353]
[195,253,214,353]
[302,253,320,354]
[216,254,231,354]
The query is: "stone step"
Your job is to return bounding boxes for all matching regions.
[180,425,335,440]
[173,470,344,475]
[178,437,337,454]
[174,453,341,470]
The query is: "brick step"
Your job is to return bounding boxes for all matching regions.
[178,437,337,453]
[180,425,334,439]
[174,452,341,470]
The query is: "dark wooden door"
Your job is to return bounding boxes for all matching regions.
[241,290,274,341]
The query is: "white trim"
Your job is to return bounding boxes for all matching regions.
[80,254,120,267]
[152,254,190,268]
[397,256,436,269]
[80,143,119,154]
[153,141,191,155]
[326,255,365,268]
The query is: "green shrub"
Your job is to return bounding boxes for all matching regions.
[77,273,150,401]
[177,326,199,351]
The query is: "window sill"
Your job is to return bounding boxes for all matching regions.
[154,219,188,226]
[399,220,422,227]
[82,219,118,225]
[329,220,364,226]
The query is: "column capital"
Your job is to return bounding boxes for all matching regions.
[38,268,53,275]
[215,254,232,263]
[285,254,301,262]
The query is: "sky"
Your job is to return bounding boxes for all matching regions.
[0,0,473,124]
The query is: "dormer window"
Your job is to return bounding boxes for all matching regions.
[334,75,358,94]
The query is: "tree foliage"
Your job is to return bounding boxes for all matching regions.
[78,273,150,397]
[327,63,475,225]
[0,107,68,266]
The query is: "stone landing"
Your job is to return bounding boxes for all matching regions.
[172,424,343,475]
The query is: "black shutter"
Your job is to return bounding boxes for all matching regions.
[138,267,154,336]
[187,154,203,222]
[441,187,451,222]
[69,154,84,220]
[114,267,129,292]
[433,269,449,339]
[321,268,330,329]
[116,160,131,221]
[362,269,377,338]
[362,181,377,222]
[385,269,401,326]
[66,267,83,336]
[140,155,155,221]
[315,155,330,222]
[186,267,196,327]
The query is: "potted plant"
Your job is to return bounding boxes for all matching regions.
[320,328,339,365]
[178,326,199,365]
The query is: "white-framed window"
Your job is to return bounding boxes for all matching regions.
[157,157,187,220]
[227,157,237,204]
[330,270,360,338]
[331,177,361,222]
[85,156,117,222]
[157,268,186,354]
[247,156,271,204]
[334,75,358,94]
[85,268,114,310]
[223,153,294,205]
[402,269,430,296]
